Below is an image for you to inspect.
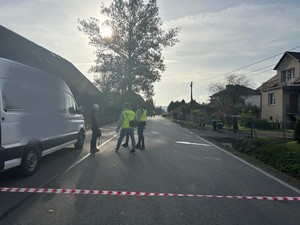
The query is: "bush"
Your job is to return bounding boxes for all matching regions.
[253,119,270,130]
[294,119,300,143]
[256,144,300,178]
[233,138,300,179]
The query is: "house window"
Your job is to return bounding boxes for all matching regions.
[268,93,275,106]
[281,68,294,82]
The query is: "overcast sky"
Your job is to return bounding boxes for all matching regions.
[1,0,300,106]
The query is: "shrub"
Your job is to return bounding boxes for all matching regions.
[253,119,269,130]
[233,138,300,179]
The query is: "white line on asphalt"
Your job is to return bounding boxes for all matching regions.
[176,141,212,147]
[174,123,300,195]
[65,134,118,173]
[203,156,222,161]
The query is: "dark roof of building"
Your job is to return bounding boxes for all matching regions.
[256,74,280,91]
[0,25,101,97]
[274,51,300,70]
[288,51,300,60]
[258,51,300,91]
[211,84,260,98]
[232,85,260,95]
[258,75,300,91]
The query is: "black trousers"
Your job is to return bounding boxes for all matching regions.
[90,130,98,149]
[136,124,145,147]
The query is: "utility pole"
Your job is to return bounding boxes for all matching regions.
[190,81,193,108]
[190,81,193,102]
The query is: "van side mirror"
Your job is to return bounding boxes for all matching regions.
[78,106,84,114]
[69,106,84,114]
[69,106,76,114]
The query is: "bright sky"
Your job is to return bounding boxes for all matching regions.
[1,0,300,106]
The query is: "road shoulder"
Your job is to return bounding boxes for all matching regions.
[189,127,300,192]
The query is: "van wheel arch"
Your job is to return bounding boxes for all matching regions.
[19,143,41,176]
[74,129,85,149]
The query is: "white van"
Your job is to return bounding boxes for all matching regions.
[0,58,86,176]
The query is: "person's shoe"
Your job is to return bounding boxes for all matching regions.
[140,146,145,150]
[90,148,99,153]
[130,149,136,154]
[135,144,141,149]
[122,143,128,148]
[115,148,119,152]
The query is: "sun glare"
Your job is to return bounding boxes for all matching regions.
[101,27,113,38]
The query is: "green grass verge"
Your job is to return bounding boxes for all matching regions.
[234,138,300,180]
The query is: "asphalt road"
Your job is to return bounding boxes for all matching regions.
[0,117,300,225]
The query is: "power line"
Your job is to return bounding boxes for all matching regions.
[155,45,300,102]
[198,45,300,82]
[246,63,276,73]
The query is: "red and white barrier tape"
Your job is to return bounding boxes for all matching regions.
[1,187,300,201]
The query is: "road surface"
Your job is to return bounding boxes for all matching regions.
[0,117,299,225]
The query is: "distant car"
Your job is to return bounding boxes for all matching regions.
[0,58,85,176]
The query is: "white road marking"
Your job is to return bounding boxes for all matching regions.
[176,141,212,147]
[204,157,222,161]
[175,123,300,195]
[65,134,118,173]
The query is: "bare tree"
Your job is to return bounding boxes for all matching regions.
[209,74,254,113]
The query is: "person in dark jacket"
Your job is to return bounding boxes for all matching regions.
[90,104,101,153]
[135,105,147,150]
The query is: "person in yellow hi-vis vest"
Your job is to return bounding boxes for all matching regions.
[115,102,136,153]
[135,104,147,150]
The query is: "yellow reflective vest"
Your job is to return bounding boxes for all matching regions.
[122,109,135,128]
[140,109,147,121]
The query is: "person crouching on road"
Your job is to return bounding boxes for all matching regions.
[115,102,136,153]
[90,104,101,153]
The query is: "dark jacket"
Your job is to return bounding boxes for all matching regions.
[91,111,100,132]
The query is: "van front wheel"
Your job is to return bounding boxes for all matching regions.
[74,131,85,149]
[20,146,40,176]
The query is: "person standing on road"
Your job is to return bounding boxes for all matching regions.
[135,104,147,150]
[121,134,130,148]
[90,104,101,153]
[115,102,136,153]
